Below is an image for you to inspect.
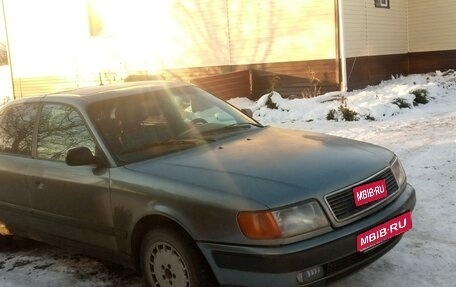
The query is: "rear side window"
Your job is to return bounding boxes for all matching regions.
[0,104,38,156]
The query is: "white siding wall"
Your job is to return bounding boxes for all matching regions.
[83,1,231,72]
[6,0,337,77]
[408,0,456,52]
[344,0,368,57]
[344,0,408,58]
[164,1,231,68]
[227,0,336,64]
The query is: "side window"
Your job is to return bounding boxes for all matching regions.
[37,104,96,161]
[0,104,38,156]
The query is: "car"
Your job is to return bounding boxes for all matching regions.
[0,81,415,287]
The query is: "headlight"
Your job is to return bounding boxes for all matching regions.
[391,157,406,187]
[238,201,330,240]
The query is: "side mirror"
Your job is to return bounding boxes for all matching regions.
[65,147,98,166]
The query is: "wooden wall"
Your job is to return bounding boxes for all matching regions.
[346,54,409,90]
[183,59,339,100]
[409,50,456,74]
[191,70,251,100]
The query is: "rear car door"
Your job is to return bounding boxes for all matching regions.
[0,103,39,229]
[27,103,115,250]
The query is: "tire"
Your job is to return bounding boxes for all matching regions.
[140,226,218,287]
[0,235,13,246]
[0,224,13,247]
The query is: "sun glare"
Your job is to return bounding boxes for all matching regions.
[5,0,337,86]
[90,0,183,72]
[6,0,184,78]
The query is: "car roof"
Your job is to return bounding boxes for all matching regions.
[5,81,191,107]
[55,81,188,97]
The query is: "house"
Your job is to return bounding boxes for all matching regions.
[1,0,455,100]
[344,0,456,90]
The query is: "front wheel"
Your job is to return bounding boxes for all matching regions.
[140,227,218,287]
[0,223,13,246]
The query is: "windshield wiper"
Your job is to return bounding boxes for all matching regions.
[202,122,262,135]
[166,136,216,144]
[120,137,215,154]
[225,122,263,129]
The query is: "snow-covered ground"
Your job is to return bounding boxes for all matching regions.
[0,71,455,286]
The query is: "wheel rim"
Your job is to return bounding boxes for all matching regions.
[147,241,190,287]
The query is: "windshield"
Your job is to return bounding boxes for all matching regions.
[88,85,261,164]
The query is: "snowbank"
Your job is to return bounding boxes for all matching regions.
[228,70,456,124]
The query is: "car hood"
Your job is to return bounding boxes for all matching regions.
[125,127,394,208]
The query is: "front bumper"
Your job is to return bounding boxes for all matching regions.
[198,183,416,287]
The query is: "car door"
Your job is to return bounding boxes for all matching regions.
[0,103,39,229]
[27,103,116,250]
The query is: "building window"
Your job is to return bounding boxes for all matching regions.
[375,0,390,8]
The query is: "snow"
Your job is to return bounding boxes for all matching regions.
[0,237,143,286]
[229,70,456,124]
[1,71,455,286]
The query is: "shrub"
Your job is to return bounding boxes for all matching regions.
[365,114,376,121]
[327,106,359,121]
[392,98,411,109]
[326,109,338,121]
[338,106,359,121]
[265,96,278,109]
[410,89,429,106]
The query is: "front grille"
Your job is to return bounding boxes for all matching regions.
[325,235,400,277]
[325,168,398,221]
